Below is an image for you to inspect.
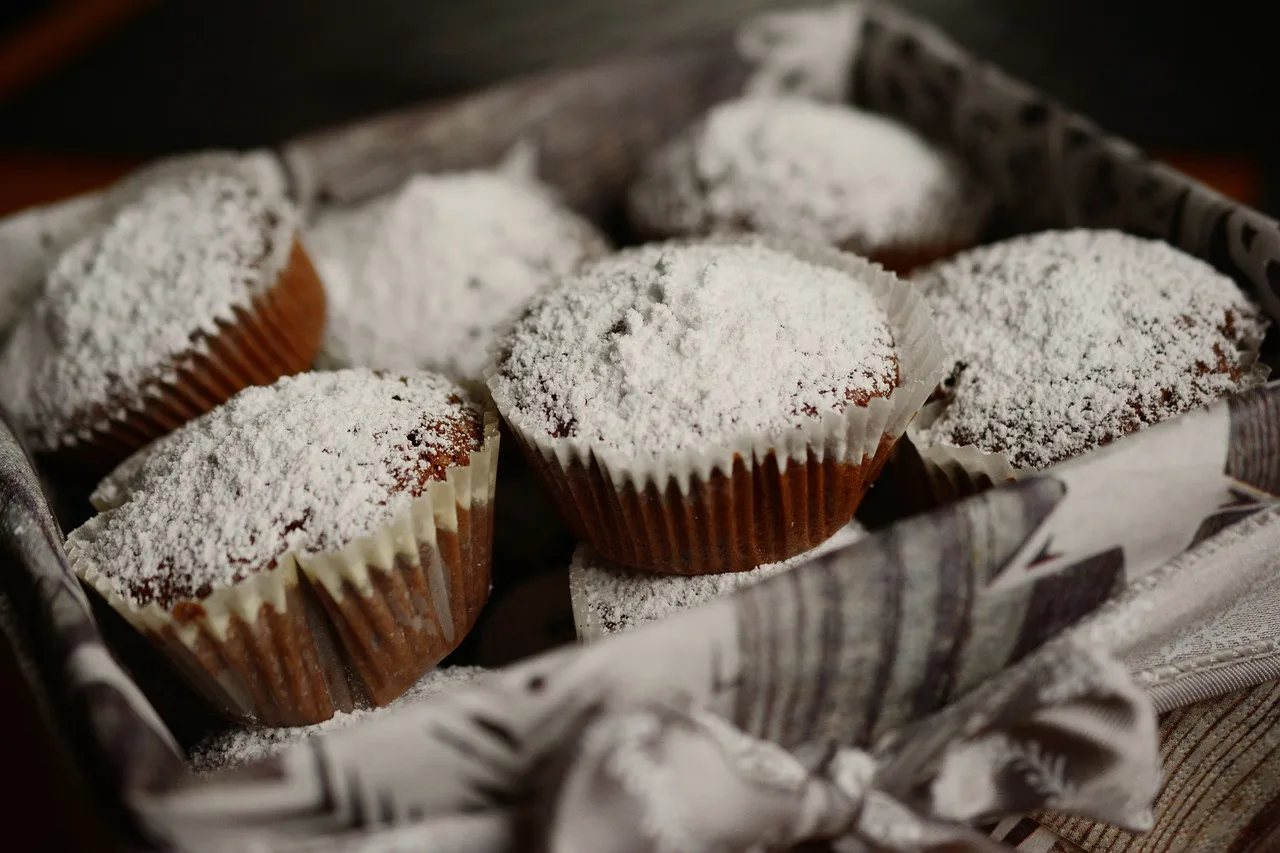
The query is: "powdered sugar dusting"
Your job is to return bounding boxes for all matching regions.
[307,171,608,379]
[490,241,897,457]
[628,97,991,253]
[0,170,297,449]
[66,369,485,609]
[188,666,488,775]
[0,150,287,350]
[572,520,866,638]
[914,230,1270,469]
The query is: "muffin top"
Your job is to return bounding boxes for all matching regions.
[308,170,608,379]
[67,369,486,609]
[913,229,1270,469]
[0,150,287,348]
[489,241,899,458]
[0,169,298,450]
[570,520,864,639]
[628,96,991,253]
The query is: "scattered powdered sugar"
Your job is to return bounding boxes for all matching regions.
[571,520,865,639]
[489,241,897,457]
[0,170,297,449]
[187,666,488,775]
[628,96,991,253]
[66,369,485,609]
[307,170,608,380]
[913,229,1270,469]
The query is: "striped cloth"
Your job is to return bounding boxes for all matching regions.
[994,681,1280,851]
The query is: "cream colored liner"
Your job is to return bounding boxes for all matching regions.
[487,235,951,496]
[74,408,498,648]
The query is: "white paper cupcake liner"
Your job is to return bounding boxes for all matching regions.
[71,409,499,726]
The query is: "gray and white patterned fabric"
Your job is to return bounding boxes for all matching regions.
[5,5,1280,853]
[0,407,185,853]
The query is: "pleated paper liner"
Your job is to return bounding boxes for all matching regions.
[42,238,327,484]
[301,410,499,707]
[489,235,950,576]
[72,409,500,726]
[863,430,1023,523]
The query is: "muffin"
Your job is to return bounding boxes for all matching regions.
[69,369,499,726]
[0,150,287,349]
[488,237,946,575]
[628,96,993,274]
[896,229,1270,509]
[0,167,325,478]
[570,519,865,641]
[307,168,609,380]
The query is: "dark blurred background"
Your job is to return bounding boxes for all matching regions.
[0,0,1273,215]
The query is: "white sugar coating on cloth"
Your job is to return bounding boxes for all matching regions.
[188,666,488,775]
[0,169,298,449]
[306,170,608,379]
[65,369,485,609]
[628,96,991,252]
[489,241,898,458]
[571,520,866,639]
[912,229,1270,470]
